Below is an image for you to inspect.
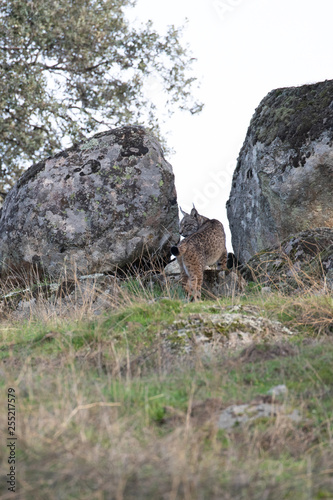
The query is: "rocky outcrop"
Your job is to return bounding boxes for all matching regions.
[0,126,179,280]
[242,227,333,292]
[227,80,333,263]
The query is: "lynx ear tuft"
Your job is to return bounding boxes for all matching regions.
[190,206,198,217]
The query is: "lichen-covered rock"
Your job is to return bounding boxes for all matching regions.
[0,126,179,280]
[227,80,333,263]
[242,227,333,291]
[162,306,294,355]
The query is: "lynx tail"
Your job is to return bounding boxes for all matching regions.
[171,246,180,256]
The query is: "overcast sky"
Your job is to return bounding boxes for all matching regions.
[131,0,333,250]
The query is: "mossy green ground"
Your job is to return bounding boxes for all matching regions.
[0,286,332,499]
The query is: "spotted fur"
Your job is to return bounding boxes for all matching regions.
[171,206,227,300]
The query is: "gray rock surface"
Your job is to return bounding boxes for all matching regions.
[227,80,333,263]
[0,126,179,280]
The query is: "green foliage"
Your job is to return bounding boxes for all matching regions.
[0,0,202,191]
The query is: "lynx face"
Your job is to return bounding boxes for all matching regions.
[179,207,209,238]
[171,206,227,301]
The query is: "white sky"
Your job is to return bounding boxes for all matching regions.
[130,0,333,251]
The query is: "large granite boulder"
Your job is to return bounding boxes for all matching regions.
[0,126,179,280]
[227,80,333,263]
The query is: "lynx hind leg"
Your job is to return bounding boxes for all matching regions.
[180,267,189,289]
[185,265,203,302]
[217,250,228,270]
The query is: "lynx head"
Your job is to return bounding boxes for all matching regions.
[179,205,209,237]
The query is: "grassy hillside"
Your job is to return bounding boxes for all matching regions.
[0,277,333,499]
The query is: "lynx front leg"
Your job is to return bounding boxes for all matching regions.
[177,257,189,295]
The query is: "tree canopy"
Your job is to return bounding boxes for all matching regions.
[0,0,202,193]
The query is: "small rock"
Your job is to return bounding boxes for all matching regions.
[218,402,301,430]
[164,259,181,276]
[267,384,288,397]
[17,298,36,311]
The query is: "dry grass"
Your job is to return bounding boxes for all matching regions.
[1,340,333,499]
[0,265,333,499]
